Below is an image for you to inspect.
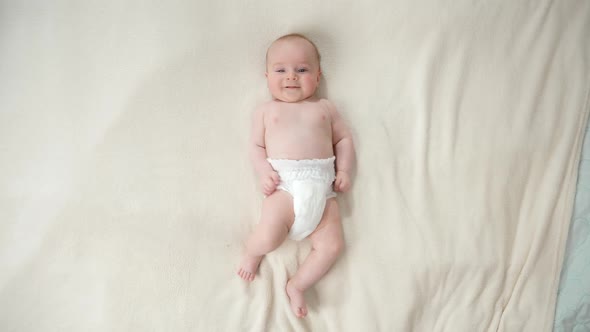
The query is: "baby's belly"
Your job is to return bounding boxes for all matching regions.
[266,135,334,160]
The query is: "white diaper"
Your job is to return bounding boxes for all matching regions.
[267,156,337,241]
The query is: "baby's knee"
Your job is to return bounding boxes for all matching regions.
[324,237,345,258]
[257,232,283,253]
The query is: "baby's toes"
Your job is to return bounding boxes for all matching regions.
[298,307,307,318]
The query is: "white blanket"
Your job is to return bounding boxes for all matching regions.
[1,1,589,331]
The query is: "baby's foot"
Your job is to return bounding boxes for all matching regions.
[237,254,263,281]
[286,280,308,318]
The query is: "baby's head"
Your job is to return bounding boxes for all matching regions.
[265,34,322,103]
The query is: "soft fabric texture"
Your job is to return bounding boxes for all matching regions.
[1,1,589,331]
[555,122,590,331]
[267,157,337,241]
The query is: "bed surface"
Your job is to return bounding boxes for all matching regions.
[555,122,590,332]
[1,1,589,331]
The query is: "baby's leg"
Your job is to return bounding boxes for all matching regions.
[286,198,344,318]
[237,190,294,281]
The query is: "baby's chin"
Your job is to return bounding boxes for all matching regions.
[272,93,316,103]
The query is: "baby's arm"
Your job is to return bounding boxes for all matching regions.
[324,100,355,192]
[250,104,280,195]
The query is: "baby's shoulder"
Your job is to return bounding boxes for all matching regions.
[256,100,281,114]
[316,98,337,113]
[253,101,273,118]
[316,98,334,107]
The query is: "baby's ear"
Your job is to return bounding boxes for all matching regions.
[265,72,268,78]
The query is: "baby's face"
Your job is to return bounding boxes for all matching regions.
[265,38,321,103]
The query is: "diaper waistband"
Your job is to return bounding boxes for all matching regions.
[267,156,336,182]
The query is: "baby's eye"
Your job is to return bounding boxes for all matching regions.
[297,68,308,73]
[275,69,285,73]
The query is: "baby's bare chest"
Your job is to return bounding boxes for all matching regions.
[265,105,331,131]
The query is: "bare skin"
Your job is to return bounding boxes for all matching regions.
[237,35,355,318]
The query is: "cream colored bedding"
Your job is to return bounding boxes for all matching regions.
[1,1,589,331]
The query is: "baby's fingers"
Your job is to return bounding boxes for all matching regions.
[270,172,280,185]
[334,178,342,192]
[263,179,277,195]
[340,180,351,192]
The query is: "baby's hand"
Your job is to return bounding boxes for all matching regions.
[334,170,351,192]
[261,170,280,196]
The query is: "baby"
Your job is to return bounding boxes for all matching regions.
[237,33,355,318]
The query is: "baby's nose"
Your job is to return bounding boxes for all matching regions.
[287,71,298,80]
